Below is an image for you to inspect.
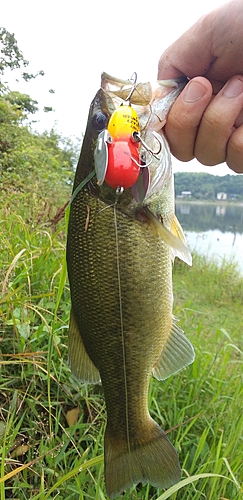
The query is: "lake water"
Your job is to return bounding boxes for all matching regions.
[175,202,243,273]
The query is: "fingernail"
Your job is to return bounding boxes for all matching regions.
[183,81,207,103]
[223,78,243,98]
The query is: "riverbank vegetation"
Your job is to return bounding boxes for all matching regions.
[0,27,79,204]
[1,194,243,500]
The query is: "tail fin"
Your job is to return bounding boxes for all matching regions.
[104,418,181,499]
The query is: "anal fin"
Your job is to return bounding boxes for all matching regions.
[152,316,195,380]
[68,308,100,384]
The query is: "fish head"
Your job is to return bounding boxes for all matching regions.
[75,72,187,216]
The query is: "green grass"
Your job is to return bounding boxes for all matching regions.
[0,195,243,499]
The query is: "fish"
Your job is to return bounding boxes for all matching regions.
[66,72,195,499]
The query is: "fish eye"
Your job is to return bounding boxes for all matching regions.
[92,111,109,131]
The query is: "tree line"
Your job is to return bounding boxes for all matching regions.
[174,171,243,201]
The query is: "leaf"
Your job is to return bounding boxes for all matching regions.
[156,473,238,500]
[10,444,28,458]
[0,421,5,436]
[17,323,30,340]
[65,407,80,427]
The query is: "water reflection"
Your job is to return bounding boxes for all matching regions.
[175,202,243,272]
[215,205,226,216]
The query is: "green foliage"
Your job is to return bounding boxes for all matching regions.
[0,27,27,75]
[0,198,243,499]
[175,172,243,200]
[4,91,38,114]
[21,69,45,82]
[0,27,44,88]
[0,27,78,203]
[43,106,53,113]
[0,89,78,202]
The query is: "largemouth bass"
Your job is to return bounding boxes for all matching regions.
[66,72,194,498]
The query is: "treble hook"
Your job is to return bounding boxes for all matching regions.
[125,72,138,105]
[132,131,162,158]
[131,153,153,169]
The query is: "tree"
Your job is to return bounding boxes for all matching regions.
[0,91,78,199]
[0,27,45,88]
[174,172,243,200]
[4,91,38,114]
[0,27,27,75]
[0,27,78,204]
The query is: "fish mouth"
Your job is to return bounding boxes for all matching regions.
[101,71,187,107]
[100,72,187,132]
[84,72,187,208]
[101,71,153,107]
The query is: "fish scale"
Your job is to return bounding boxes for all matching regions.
[67,73,195,498]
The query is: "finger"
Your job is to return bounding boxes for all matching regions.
[157,15,214,80]
[234,108,243,128]
[227,125,243,173]
[163,77,212,161]
[195,76,243,166]
[158,56,186,80]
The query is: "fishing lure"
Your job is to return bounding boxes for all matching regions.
[94,72,163,198]
[94,104,142,189]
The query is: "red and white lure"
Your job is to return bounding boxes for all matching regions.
[105,104,141,189]
[94,103,142,190]
[94,73,163,198]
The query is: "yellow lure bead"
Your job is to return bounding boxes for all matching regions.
[107,105,140,140]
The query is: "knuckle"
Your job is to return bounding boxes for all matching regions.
[201,108,223,131]
[196,154,220,167]
[227,128,243,172]
[229,130,243,154]
[227,160,243,173]
[195,140,225,166]
[168,110,191,130]
[171,148,194,162]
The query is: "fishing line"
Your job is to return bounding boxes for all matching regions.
[113,192,131,455]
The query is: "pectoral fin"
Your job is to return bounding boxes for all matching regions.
[152,317,195,380]
[170,215,192,265]
[132,167,150,203]
[171,214,188,245]
[68,308,100,383]
[144,207,192,266]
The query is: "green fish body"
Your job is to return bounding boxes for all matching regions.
[67,73,194,498]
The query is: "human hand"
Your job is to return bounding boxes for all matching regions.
[158,0,243,173]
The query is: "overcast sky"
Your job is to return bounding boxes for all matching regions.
[1,0,233,175]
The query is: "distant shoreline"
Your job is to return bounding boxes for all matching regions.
[175,199,243,207]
